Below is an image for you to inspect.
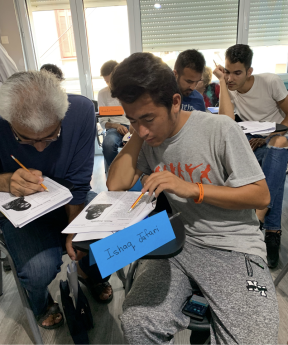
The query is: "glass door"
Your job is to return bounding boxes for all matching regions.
[26,0,81,94]
[83,0,130,100]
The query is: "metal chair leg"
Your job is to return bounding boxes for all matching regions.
[274,262,288,287]
[0,244,43,344]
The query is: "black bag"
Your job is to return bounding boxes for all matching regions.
[60,280,93,344]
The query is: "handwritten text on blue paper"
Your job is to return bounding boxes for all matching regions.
[105,226,160,259]
[89,211,175,278]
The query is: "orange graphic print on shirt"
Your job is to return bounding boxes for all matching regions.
[177,162,185,180]
[185,163,203,183]
[154,163,212,184]
[200,164,212,183]
[169,163,176,175]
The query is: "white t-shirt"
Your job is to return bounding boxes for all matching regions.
[98,86,130,128]
[228,73,287,123]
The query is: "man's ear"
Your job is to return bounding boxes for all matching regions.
[173,69,178,78]
[172,93,181,113]
[247,67,253,77]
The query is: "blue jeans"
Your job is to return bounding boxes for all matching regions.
[246,134,288,230]
[102,125,129,167]
[0,191,108,316]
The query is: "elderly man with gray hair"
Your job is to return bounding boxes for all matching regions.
[0,71,113,329]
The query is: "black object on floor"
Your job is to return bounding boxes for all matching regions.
[60,280,93,344]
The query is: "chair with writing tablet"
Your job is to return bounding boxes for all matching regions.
[73,192,211,344]
[0,178,74,344]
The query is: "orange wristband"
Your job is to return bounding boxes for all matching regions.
[194,182,204,204]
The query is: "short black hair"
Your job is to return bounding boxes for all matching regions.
[40,64,64,80]
[225,44,253,70]
[174,49,205,75]
[110,52,180,111]
[100,60,118,77]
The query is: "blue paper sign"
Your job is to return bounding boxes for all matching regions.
[89,211,176,278]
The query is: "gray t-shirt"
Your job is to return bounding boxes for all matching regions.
[137,111,267,261]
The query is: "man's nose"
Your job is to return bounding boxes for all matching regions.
[138,125,149,139]
[34,142,46,152]
[190,83,196,91]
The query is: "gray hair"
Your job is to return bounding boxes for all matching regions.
[0,70,69,132]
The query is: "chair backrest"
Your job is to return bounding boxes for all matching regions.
[92,100,98,112]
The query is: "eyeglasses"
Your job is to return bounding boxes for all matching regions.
[11,124,62,148]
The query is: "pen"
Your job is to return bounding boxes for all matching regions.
[213,59,218,68]
[10,155,49,192]
[128,193,144,213]
[169,212,181,220]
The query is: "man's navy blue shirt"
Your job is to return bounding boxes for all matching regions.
[0,94,96,205]
[182,90,206,112]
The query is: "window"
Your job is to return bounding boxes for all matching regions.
[55,10,76,59]
[26,1,82,95]
[83,1,130,100]
[248,0,288,75]
[139,0,239,81]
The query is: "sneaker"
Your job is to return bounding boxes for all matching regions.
[265,230,282,268]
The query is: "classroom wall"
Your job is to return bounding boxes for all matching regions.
[0,0,25,71]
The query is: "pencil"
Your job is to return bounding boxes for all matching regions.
[213,59,218,67]
[10,155,49,192]
[128,193,145,213]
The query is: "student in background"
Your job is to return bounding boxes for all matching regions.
[0,71,113,330]
[107,52,278,344]
[214,44,288,268]
[40,63,64,81]
[98,60,131,168]
[196,66,220,108]
[173,49,206,112]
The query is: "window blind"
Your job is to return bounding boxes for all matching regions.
[140,0,239,52]
[248,0,288,47]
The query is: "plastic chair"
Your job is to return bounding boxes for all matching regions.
[92,100,106,148]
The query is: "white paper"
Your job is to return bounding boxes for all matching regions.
[72,231,115,242]
[0,177,73,227]
[62,191,156,234]
[238,121,276,134]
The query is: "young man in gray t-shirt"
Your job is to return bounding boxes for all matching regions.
[107,53,278,344]
[214,44,288,269]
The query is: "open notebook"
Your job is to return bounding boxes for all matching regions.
[61,191,156,242]
[0,177,73,228]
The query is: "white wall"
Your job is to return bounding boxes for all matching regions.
[0,0,25,71]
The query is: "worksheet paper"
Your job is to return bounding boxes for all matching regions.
[63,191,156,239]
[0,177,73,228]
[238,121,276,135]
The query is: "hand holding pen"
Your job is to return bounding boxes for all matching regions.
[9,155,48,197]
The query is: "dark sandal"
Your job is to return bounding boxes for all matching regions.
[78,276,113,304]
[36,302,64,330]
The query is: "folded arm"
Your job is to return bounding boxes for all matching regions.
[107,132,144,191]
